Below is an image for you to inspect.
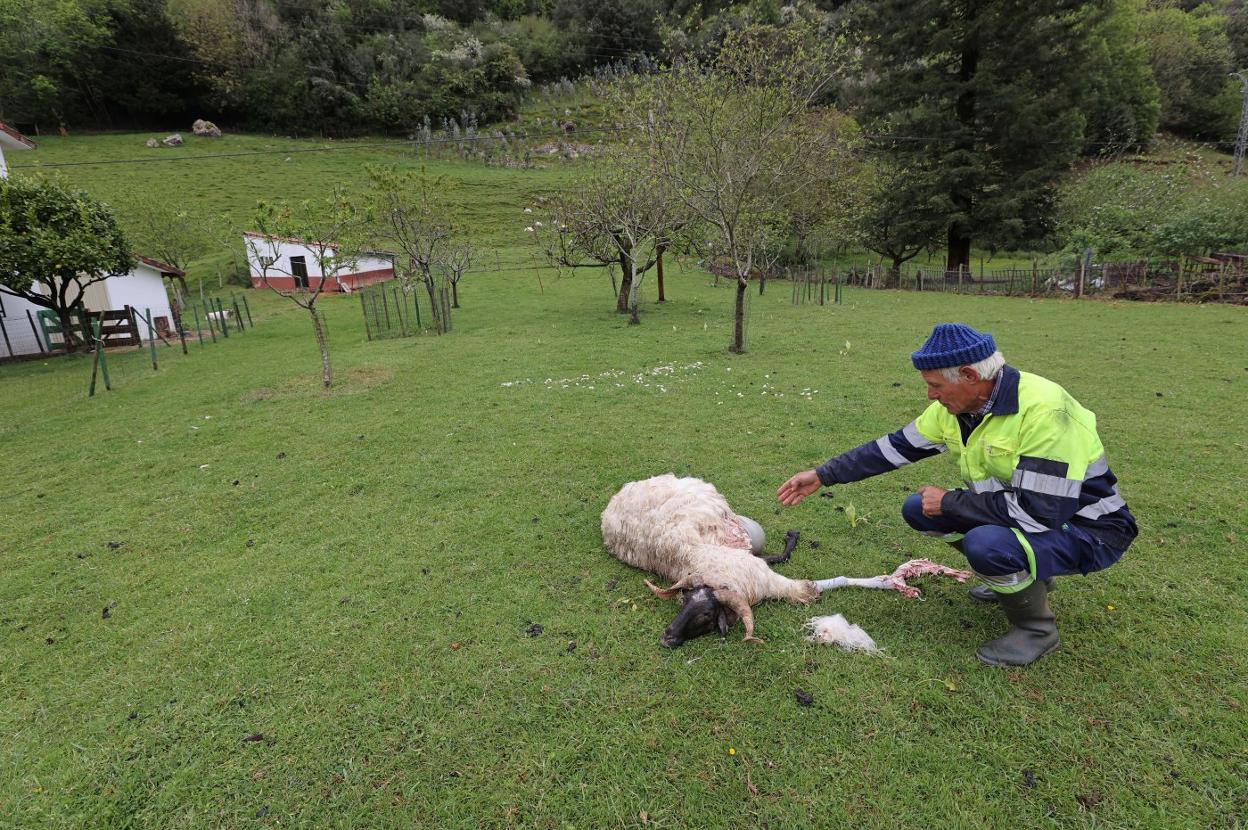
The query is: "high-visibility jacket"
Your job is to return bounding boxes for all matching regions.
[816,365,1137,553]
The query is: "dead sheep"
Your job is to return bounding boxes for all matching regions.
[601,474,817,647]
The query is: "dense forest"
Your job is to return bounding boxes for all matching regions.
[0,0,1243,144]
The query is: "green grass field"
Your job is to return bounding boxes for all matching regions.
[2,134,1247,829]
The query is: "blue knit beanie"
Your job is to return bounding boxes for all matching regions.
[911,323,996,370]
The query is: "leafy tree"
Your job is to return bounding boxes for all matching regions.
[857,0,1096,272]
[853,162,946,285]
[0,176,133,352]
[1139,3,1240,138]
[1076,0,1161,154]
[626,25,847,352]
[250,190,366,388]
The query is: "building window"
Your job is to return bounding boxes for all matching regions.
[290,255,309,289]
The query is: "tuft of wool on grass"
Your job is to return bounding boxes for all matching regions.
[804,614,884,655]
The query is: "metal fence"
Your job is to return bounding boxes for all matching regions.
[839,258,1248,304]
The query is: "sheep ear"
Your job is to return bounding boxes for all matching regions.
[645,575,697,599]
[714,587,762,644]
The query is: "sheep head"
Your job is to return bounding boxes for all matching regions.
[645,577,759,647]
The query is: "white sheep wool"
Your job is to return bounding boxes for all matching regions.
[803,614,884,656]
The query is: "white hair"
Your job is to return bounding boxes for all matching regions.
[939,350,1005,382]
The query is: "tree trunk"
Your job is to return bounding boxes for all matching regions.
[451,280,460,308]
[309,305,332,388]
[946,34,978,276]
[946,229,972,275]
[424,278,443,334]
[57,307,82,353]
[628,275,642,325]
[615,253,633,313]
[731,277,747,354]
[656,248,666,302]
[890,257,904,288]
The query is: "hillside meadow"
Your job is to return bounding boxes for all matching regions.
[1,133,1246,829]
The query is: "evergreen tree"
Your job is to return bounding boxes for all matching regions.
[857,0,1098,271]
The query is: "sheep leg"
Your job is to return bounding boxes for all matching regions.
[814,576,892,593]
[758,530,800,565]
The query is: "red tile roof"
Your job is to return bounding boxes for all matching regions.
[135,255,185,277]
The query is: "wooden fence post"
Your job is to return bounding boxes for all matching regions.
[143,308,158,370]
[26,309,46,354]
[361,293,372,341]
[241,294,254,328]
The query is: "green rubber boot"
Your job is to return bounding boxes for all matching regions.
[969,577,1056,603]
[975,580,1060,667]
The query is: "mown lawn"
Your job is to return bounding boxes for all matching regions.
[2,134,1246,829]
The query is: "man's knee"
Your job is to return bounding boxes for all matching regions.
[961,525,1028,575]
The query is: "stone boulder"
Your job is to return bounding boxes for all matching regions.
[162,133,183,147]
[192,119,222,138]
[146,138,160,148]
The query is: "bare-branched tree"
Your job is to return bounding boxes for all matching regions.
[439,241,475,309]
[623,25,851,352]
[249,189,364,388]
[532,147,685,322]
[367,165,456,334]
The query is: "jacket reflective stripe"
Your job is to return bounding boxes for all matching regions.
[1076,493,1126,520]
[975,568,1033,589]
[967,477,1006,493]
[1012,469,1082,499]
[876,435,911,467]
[1085,455,1109,479]
[903,420,946,452]
[1004,492,1050,533]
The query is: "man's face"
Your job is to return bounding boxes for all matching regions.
[920,367,982,414]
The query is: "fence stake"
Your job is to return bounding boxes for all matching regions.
[241,294,254,328]
[26,309,46,354]
[361,293,372,341]
[192,304,205,346]
[393,286,408,336]
[0,316,11,358]
[144,308,158,370]
[178,314,188,354]
[231,294,244,332]
[216,298,230,338]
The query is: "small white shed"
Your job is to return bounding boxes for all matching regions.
[80,256,180,341]
[244,232,395,293]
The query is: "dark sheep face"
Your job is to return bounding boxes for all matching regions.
[660,586,737,648]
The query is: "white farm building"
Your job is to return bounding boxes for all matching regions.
[243,232,395,294]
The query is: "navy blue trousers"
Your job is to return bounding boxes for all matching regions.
[901,493,1123,580]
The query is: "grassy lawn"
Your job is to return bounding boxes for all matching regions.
[2,134,1246,829]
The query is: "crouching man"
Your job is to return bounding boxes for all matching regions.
[777,323,1137,666]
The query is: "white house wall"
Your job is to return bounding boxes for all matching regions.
[246,237,338,279]
[0,291,50,357]
[102,264,174,341]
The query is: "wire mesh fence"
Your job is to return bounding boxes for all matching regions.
[842,257,1248,303]
[360,280,452,340]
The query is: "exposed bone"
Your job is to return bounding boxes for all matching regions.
[814,558,972,599]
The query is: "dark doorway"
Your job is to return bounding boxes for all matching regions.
[290,256,309,289]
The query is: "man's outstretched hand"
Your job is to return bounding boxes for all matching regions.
[778,470,821,506]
